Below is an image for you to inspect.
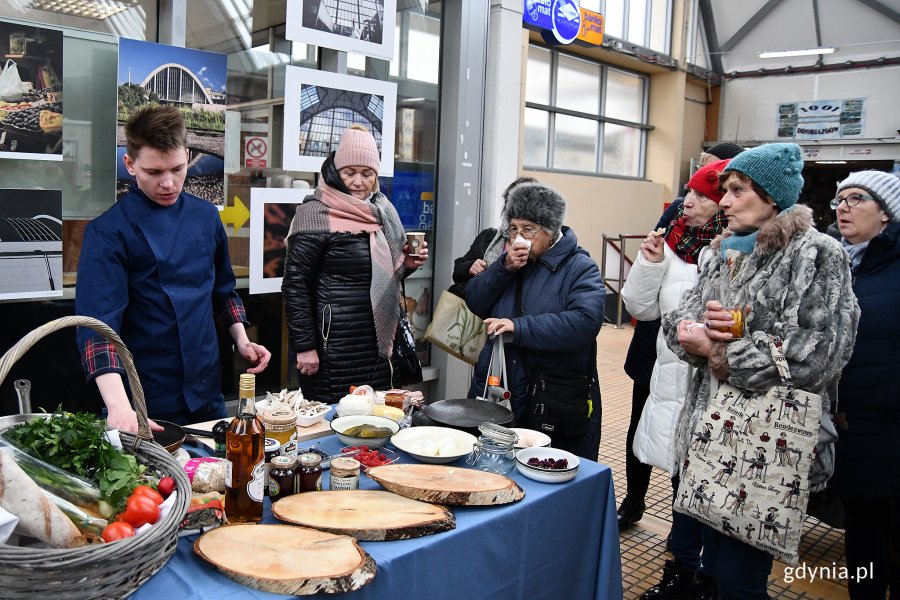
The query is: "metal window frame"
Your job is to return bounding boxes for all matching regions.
[525,43,651,178]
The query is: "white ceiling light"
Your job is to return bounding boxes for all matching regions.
[758,47,837,59]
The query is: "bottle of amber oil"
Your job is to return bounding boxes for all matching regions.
[224,373,266,523]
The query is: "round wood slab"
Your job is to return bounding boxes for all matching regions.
[366,464,525,506]
[194,524,375,595]
[273,490,456,541]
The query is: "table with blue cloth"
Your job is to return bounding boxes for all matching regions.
[132,434,622,600]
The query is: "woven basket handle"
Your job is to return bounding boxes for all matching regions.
[0,316,153,448]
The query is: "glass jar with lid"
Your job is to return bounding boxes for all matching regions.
[297,452,323,492]
[466,422,518,475]
[269,455,297,501]
[259,407,298,459]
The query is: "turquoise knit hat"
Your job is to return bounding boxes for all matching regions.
[724,143,804,211]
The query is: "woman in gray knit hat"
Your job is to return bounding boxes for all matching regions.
[831,169,900,599]
[464,183,606,460]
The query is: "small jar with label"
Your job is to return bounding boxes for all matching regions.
[263,438,281,496]
[269,455,297,501]
[297,452,323,492]
[260,407,298,459]
[329,457,361,490]
[466,422,518,475]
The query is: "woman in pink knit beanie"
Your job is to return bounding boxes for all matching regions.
[282,124,428,401]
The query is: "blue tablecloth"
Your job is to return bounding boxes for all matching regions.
[132,436,622,599]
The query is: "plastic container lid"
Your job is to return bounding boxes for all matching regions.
[271,455,295,467]
[298,452,322,468]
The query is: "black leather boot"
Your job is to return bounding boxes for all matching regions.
[617,498,646,531]
[691,572,717,600]
[640,559,695,600]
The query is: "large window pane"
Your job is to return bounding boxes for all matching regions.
[526,45,551,105]
[649,0,669,54]
[628,0,647,46]
[602,124,641,177]
[605,69,644,122]
[581,0,602,10]
[556,54,600,114]
[407,12,439,84]
[604,0,625,39]
[523,108,549,168]
[554,115,597,172]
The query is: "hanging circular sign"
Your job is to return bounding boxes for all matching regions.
[550,0,581,45]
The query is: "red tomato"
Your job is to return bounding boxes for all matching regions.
[157,477,176,499]
[120,494,160,528]
[131,485,164,505]
[101,521,135,543]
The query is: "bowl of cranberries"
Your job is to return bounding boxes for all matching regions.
[514,447,579,483]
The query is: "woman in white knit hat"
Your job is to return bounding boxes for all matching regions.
[831,170,900,599]
[282,124,428,401]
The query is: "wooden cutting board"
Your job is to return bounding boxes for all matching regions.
[194,524,375,595]
[273,490,456,541]
[367,464,525,506]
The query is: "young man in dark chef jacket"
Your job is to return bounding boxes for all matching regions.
[75,106,270,433]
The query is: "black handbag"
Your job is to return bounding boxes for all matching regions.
[391,285,423,386]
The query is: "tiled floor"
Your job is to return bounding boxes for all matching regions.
[596,324,850,600]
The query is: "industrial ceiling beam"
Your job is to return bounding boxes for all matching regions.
[697,0,723,74]
[720,0,784,53]
[855,0,900,26]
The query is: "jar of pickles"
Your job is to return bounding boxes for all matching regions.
[466,422,518,475]
[297,452,323,492]
[260,407,298,459]
[269,455,297,501]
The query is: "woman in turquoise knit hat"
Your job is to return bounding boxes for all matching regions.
[653,143,860,599]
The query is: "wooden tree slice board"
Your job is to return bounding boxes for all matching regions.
[273,490,456,541]
[194,524,375,595]
[367,464,525,506]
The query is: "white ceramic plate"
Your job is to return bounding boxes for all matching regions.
[509,428,552,449]
[391,426,477,464]
[515,447,580,484]
[330,415,399,448]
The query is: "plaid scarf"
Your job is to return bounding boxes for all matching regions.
[288,173,406,359]
[664,207,728,264]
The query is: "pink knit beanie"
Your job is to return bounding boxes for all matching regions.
[334,124,381,173]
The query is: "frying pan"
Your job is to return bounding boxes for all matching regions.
[423,398,514,435]
[152,420,187,453]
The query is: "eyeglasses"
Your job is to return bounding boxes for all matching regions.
[830,192,875,209]
[507,225,541,239]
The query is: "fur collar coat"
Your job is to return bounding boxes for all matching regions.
[661,205,860,490]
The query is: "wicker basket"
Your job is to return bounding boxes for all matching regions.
[0,316,192,599]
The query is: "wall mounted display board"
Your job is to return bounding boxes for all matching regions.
[0,188,63,299]
[116,38,227,204]
[282,66,397,176]
[249,187,305,295]
[286,0,396,61]
[0,21,63,161]
[776,98,866,141]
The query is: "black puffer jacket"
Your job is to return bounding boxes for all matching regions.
[837,222,900,500]
[283,229,391,403]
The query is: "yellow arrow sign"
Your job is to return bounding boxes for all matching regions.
[221,195,250,234]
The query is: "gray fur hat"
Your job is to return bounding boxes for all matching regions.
[837,170,900,223]
[504,183,566,236]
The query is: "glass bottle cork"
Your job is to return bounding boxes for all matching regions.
[224,373,265,523]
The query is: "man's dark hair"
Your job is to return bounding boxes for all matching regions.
[124,105,187,157]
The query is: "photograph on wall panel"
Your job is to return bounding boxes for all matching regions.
[249,187,305,295]
[0,20,63,161]
[116,38,227,205]
[0,188,63,300]
[286,0,396,61]
[282,66,397,176]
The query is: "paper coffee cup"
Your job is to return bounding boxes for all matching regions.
[406,232,426,256]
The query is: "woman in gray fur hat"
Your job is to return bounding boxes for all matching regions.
[464,183,606,460]
[657,143,859,599]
